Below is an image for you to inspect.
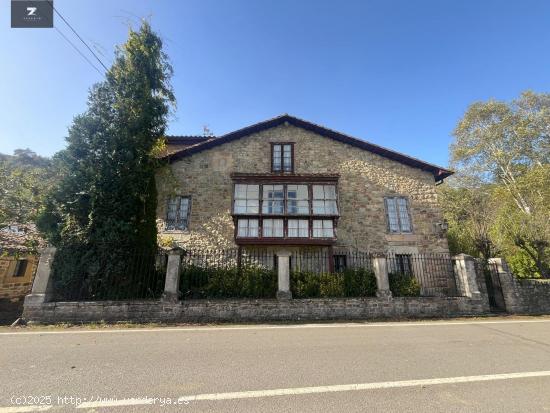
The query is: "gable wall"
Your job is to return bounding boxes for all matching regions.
[156,124,449,254]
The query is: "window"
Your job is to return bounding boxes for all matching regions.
[287,185,309,214]
[288,219,309,237]
[12,259,28,277]
[234,184,260,214]
[262,219,284,237]
[262,185,284,214]
[237,219,259,237]
[333,255,347,272]
[272,143,293,172]
[166,196,191,230]
[391,254,413,276]
[312,185,338,215]
[312,220,334,238]
[384,197,412,233]
[232,181,339,242]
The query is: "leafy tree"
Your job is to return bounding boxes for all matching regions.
[0,149,57,225]
[448,91,550,277]
[493,165,550,277]
[438,184,498,259]
[38,22,175,297]
[451,91,550,214]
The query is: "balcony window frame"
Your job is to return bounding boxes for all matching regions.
[231,177,339,244]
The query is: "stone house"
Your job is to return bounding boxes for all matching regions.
[156,115,452,269]
[0,223,43,323]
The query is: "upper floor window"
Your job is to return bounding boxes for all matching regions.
[262,185,284,214]
[237,218,259,237]
[166,196,191,231]
[232,181,338,242]
[287,185,309,214]
[262,219,284,237]
[312,185,338,215]
[234,184,259,214]
[312,219,334,238]
[233,183,338,216]
[288,219,309,237]
[384,196,412,233]
[272,143,293,172]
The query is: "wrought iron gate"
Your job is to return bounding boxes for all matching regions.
[486,262,506,312]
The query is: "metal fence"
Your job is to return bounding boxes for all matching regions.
[52,247,167,301]
[179,249,277,299]
[290,249,373,274]
[387,253,459,297]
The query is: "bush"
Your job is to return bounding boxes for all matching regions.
[180,265,277,299]
[506,250,541,279]
[389,273,421,297]
[51,244,164,301]
[343,268,377,297]
[291,268,377,298]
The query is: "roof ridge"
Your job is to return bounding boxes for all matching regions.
[163,115,453,181]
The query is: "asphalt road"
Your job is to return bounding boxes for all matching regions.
[2,318,550,412]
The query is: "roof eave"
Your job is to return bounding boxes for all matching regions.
[164,114,454,181]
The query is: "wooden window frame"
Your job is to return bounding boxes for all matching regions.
[231,180,339,245]
[384,196,413,234]
[271,142,295,173]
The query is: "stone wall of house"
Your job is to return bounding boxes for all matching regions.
[157,124,449,254]
[23,296,486,324]
[0,255,37,300]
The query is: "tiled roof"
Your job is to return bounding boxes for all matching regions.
[163,114,453,182]
[0,223,45,254]
[162,136,215,156]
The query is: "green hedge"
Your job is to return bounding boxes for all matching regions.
[290,268,377,298]
[180,265,277,299]
[388,273,421,297]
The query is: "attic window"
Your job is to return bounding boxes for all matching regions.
[271,143,293,173]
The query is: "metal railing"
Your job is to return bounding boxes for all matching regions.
[179,249,277,299]
[51,247,167,301]
[290,249,374,274]
[387,253,459,297]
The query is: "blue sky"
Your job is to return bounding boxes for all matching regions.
[1,0,549,167]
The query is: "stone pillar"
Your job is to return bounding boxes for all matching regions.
[162,247,183,303]
[453,254,481,298]
[24,247,56,306]
[372,256,392,298]
[276,250,292,300]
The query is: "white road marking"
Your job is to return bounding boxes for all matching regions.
[73,370,550,408]
[1,318,549,336]
[0,406,51,412]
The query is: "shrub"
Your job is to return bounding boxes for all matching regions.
[342,268,377,297]
[291,271,321,298]
[507,250,541,279]
[291,268,377,298]
[389,273,421,297]
[179,265,277,299]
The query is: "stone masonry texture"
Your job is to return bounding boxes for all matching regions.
[156,124,450,253]
[23,296,487,324]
